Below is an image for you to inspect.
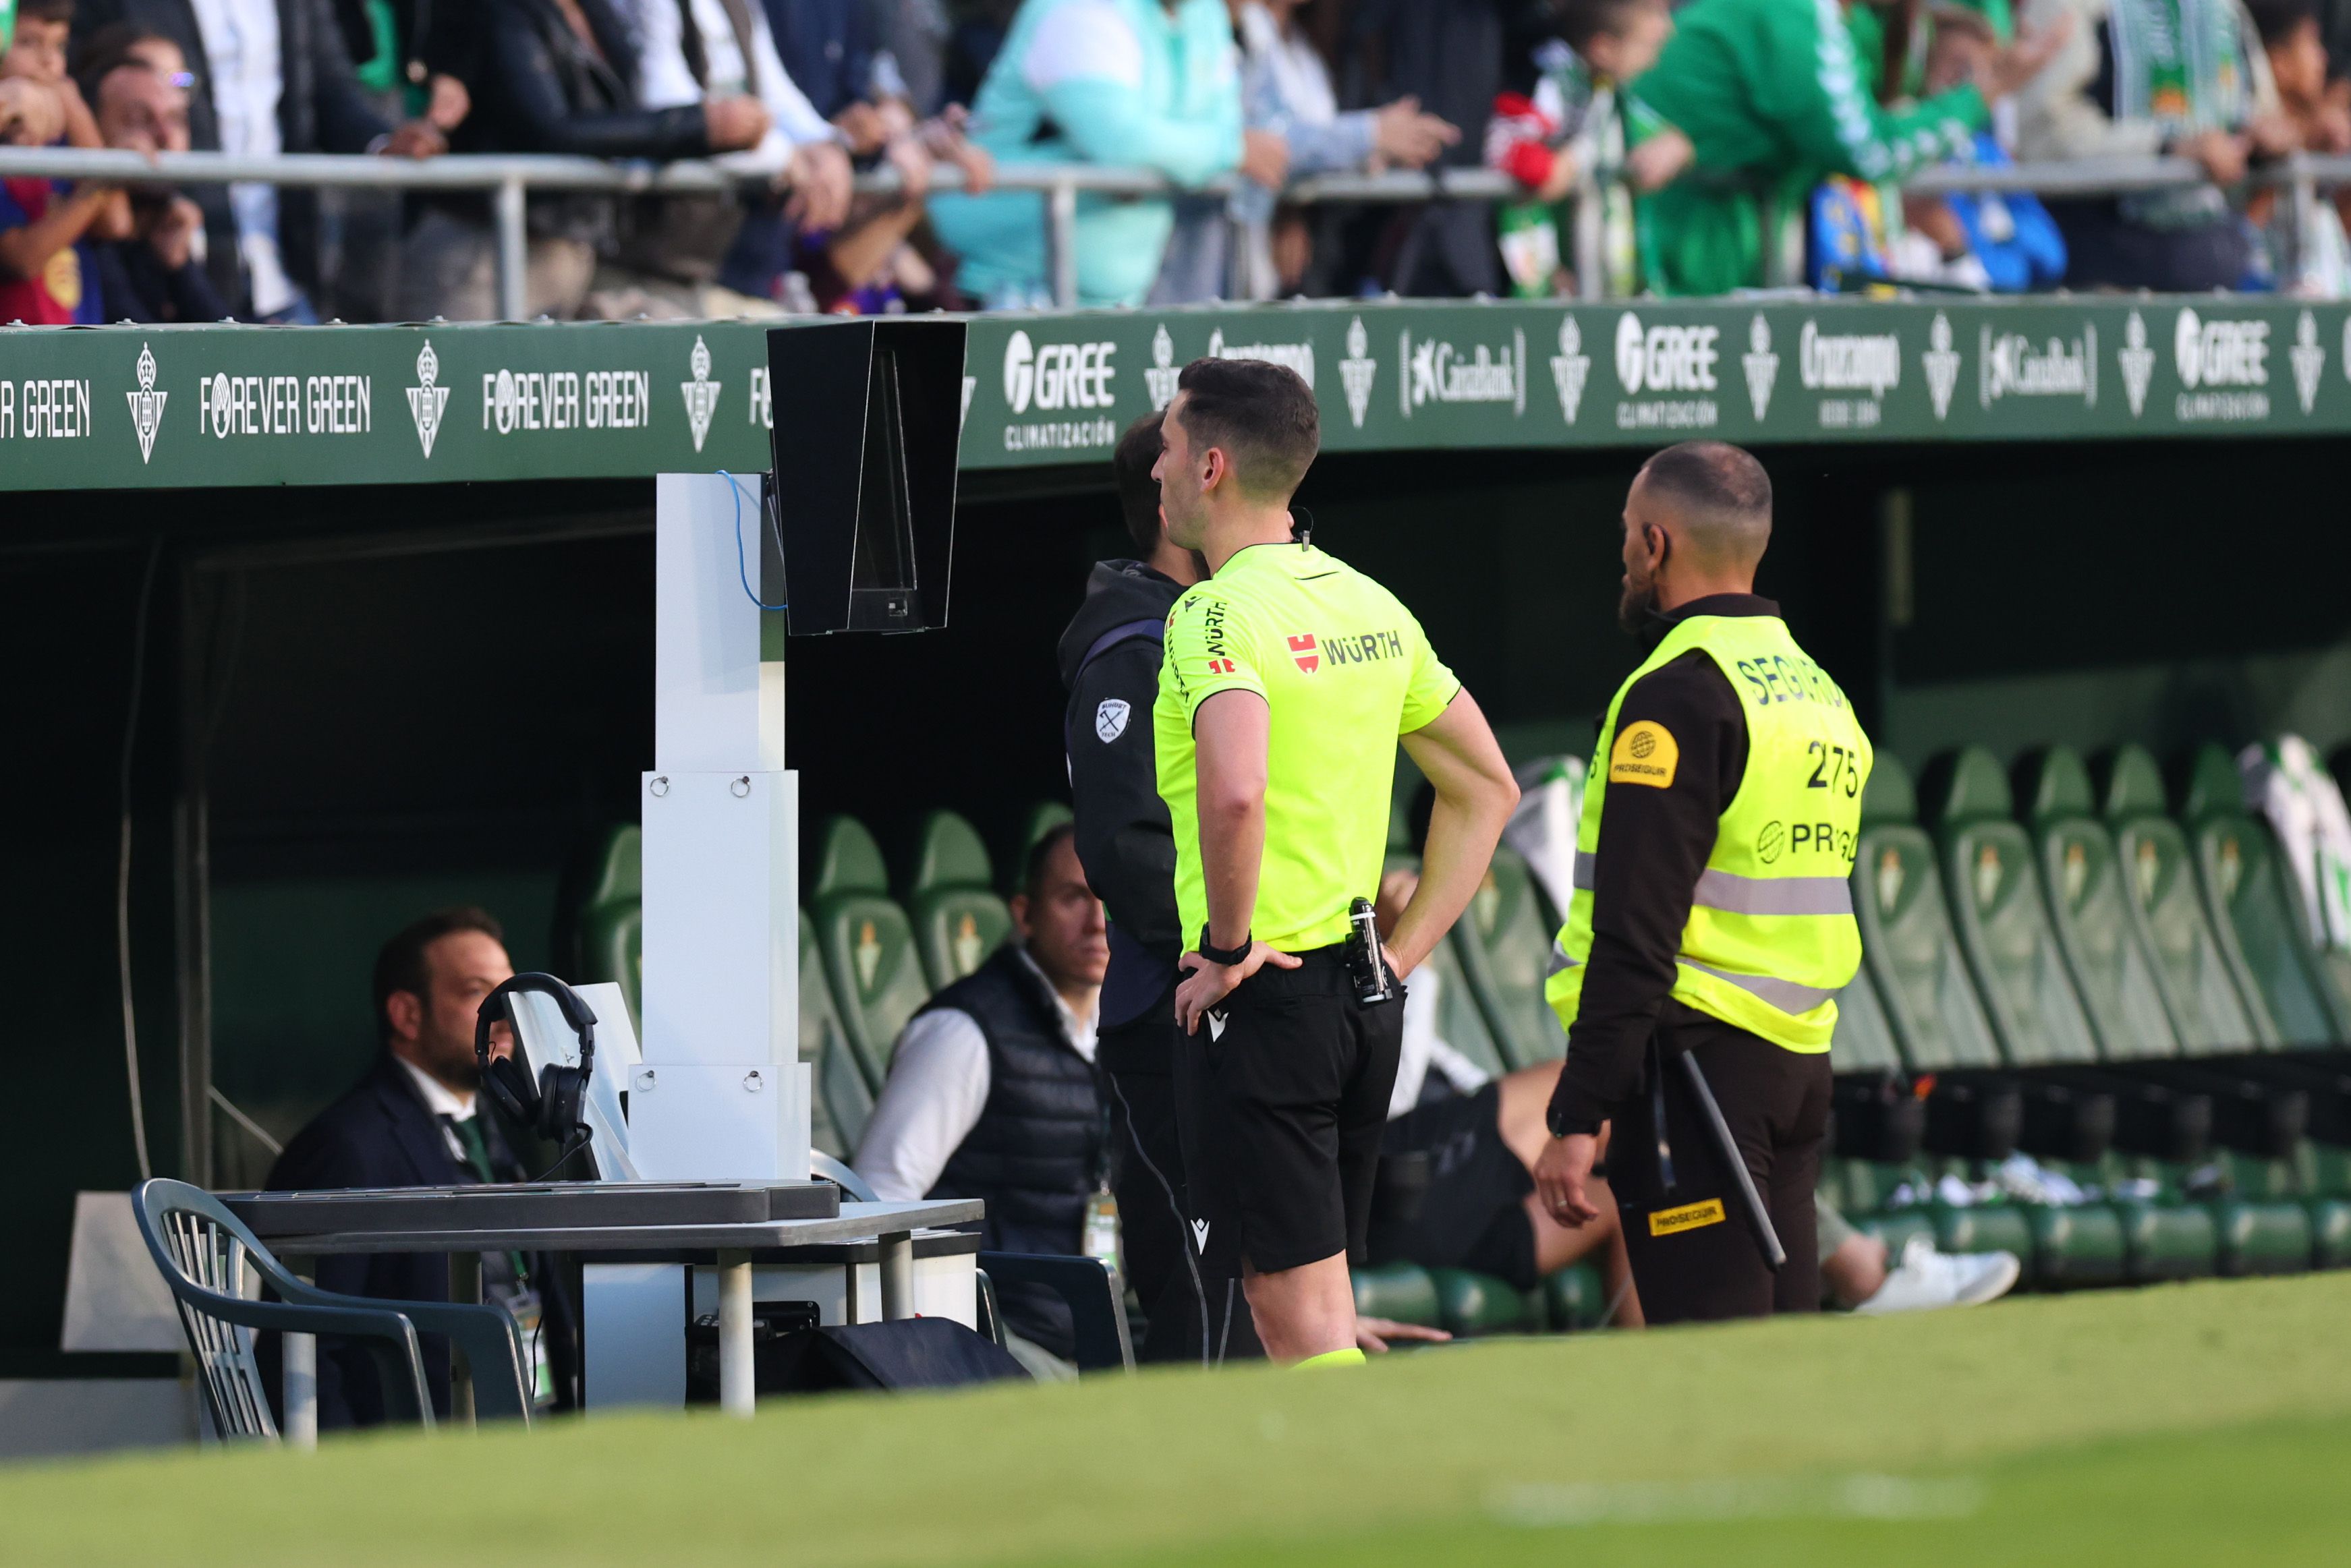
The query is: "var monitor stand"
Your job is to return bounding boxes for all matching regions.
[582,317,967,1409]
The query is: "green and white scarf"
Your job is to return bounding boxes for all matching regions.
[2109,0,2250,226]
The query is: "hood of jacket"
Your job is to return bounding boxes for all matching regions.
[1056,560,1189,689]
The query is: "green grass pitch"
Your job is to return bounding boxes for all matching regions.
[6,1273,2350,1567]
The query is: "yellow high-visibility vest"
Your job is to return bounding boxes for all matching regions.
[1546,614,1873,1052]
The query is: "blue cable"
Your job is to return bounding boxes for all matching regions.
[718,469,788,612]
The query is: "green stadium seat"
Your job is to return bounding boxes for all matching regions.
[2097,745,2275,1051]
[1387,850,1514,1081]
[1351,1261,1442,1329]
[2114,1196,2220,1282]
[1852,755,2007,1073]
[569,823,644,1026]
[809,817,934,1094]
[799,912,874,1159]
[2182,745,2351,1046]
[1426,1267,1542,1335]
[1830,964,1906,1076]
[1450,844,1567,1070]
[2015,747,2182,1061]
[1926,747,2103,1069]
[997,801,1075,897]
[2021,1202,2128,1287]
[1541,1262,1613,1331]
[899,811,1013,991]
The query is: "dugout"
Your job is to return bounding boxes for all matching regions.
[3,300,2348,1410]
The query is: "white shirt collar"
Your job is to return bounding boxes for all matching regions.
[1012,945,1099,1063]
[395,1055,477,1122]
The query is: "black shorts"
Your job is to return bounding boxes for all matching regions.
[1369,1082,1538,1290]
[1172,948,1404,1277]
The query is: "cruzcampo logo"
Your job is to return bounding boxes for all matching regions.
[1339,316,1377,430]
[1922,312,1960,422]
[126,341,166,463]
[1550,314,1590,426]
[1741,315,1778,421]
[406,339,449,458]
[1145,322,1182,411]
[681,335,721,453]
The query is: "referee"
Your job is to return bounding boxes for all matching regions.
[1533,442,1872,1322]
[1152,359,1519,1367]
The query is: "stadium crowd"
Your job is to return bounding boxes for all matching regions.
[9,0,2351,324]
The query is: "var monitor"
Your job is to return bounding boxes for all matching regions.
[764,317,965,635]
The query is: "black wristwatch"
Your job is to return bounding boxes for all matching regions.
[1547,1107,1602,1139]
[1197,927,1253,967]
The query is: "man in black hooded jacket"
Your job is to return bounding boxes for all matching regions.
[1056,409,1245,1363]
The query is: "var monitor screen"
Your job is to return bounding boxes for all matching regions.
[764,318,965,635]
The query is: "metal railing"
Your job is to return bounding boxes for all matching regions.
[1,145,2346,316]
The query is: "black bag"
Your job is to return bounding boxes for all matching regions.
[687,1316,1029,1401]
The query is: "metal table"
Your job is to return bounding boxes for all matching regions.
[259,1198,980,1442]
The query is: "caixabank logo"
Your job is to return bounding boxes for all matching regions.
[1397,326,1525,419]
[999,329,1119,454]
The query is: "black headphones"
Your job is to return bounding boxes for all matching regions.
[475,973,599,1147]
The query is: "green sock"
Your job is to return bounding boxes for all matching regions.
[1293,1348,1367,1370]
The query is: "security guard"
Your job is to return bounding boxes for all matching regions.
[1152,358,1519,1366]
[1533,441,1871,1323]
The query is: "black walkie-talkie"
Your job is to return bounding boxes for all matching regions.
[1345,897,1393,1006]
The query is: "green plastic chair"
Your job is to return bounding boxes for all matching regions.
[1925,747,2102,1068]
[570,824,644,1026]
[2182,745,2351,1046]
[2014,747,2182,1062]
[998,801,1075,898]
[1850,755,2006,1073]
[800,912,874,1159]
[1451,845,1568,1068]
[133,1178,530,1440]
[1830,963,1906,1076]
[2097,745,2275,1051]
[810,817,935,1093]
[900,811,1013,991]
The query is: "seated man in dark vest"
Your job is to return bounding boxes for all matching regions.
[853,824,1109,1378]
[265,907,576,1427]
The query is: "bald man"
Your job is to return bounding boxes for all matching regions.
[1532,441,1874,1323]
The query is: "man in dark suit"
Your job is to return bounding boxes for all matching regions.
[266,906,577,1429]
[71,0,449,317]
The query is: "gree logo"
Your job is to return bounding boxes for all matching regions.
[1614,314,1719,394]
[1002,330,1116,415]
[2173,309,2268,389]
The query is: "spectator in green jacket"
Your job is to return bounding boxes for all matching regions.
[1632,0,2066,295]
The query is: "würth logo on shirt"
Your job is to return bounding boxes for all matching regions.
[1206,658,1237,675]
[1323,630,1405,668]
[1288,634,1320,673]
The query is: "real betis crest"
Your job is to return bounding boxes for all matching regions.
[125,341,166,464]
[406,340,449,458]
[2118,312,2155,417]
[1145,323,1182,411]
[1922,312,1960,422]
[1550,314,1589,426]
[1339,316,1378,430]
[1741,314,1778,420]
[2292,310,2324,414]
[681,335,721,453]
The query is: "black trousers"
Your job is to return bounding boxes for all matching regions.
[1099,981,1263,1364]
[1606,1004,1833,1325]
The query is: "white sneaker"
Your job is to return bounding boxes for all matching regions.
[1851,1236,2022,1315]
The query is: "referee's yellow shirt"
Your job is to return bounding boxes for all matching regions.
[1154,541,1461,954]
